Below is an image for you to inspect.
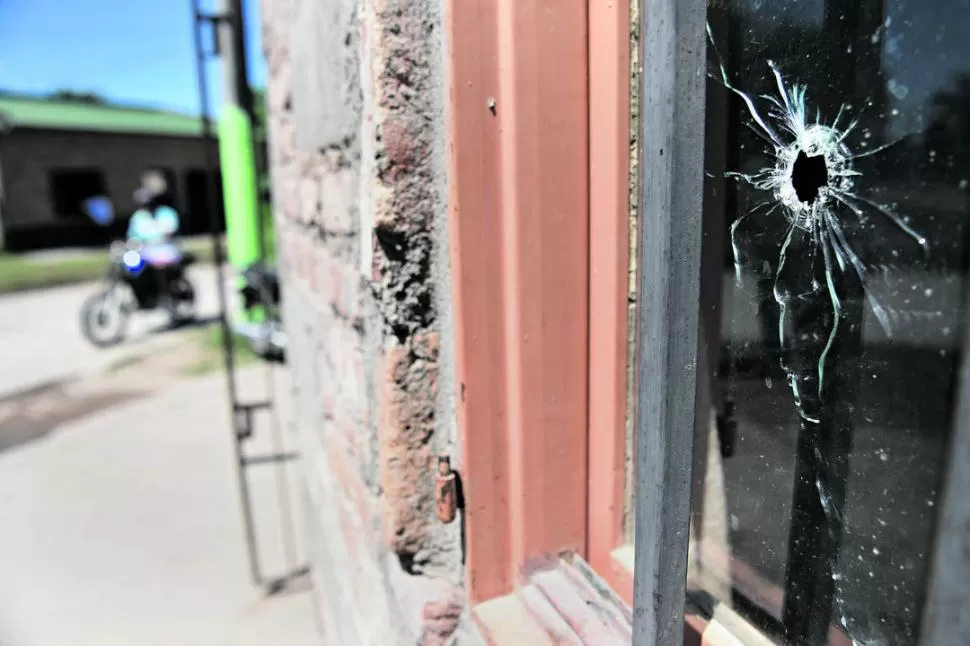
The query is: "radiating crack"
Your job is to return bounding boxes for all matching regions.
[708,25,928,646]
[708,24,928,407]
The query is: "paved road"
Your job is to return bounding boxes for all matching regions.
[0,367,315,646]
[0,265,315,645]
[0,264,233,399]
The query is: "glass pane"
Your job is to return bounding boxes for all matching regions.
[690,1,970,644]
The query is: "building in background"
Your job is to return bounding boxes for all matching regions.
[0,94,224,251]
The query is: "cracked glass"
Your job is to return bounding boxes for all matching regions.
[689,0,970,644]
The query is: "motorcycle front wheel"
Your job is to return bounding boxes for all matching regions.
[165,276,197,326]
[80,288,130,347]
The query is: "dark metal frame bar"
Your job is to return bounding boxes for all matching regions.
[920,283,970,644]
[634,0,970,644]
[630,0,707,643]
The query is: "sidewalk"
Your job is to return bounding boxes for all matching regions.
[0,365,316,646]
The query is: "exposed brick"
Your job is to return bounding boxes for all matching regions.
[299,176,320,226]
[300,237,312,285]
[313,246,361,324]
[364,0,440,345]
[378,331,439,559]
[312,243,328,304]
[326,433,377,551]
[319,167,357,234]
[313,243,331,302]
[377,117,416,185]
[278,176,301,222]
[421,589,465,646]
[327,322,367,434]
[263,0,467,641]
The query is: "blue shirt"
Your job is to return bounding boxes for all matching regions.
[127,206,180,244]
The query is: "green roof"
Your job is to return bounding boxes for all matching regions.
[0,95,207,137]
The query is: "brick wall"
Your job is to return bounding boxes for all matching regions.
[261,0,474,643]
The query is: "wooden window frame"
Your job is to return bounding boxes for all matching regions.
[446,0,591,606]
[447,0,640,612]
[447,2,711,642]
[586,0,635,608]
[444,1,970,644]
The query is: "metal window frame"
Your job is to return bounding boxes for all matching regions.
[630,0,707,643]
[630,0,970,643]
[919,286,970,644]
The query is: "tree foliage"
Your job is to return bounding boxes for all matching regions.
[48,90,108,104]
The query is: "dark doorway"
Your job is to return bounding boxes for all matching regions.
[183,168,225,234]
[48,168,108,219]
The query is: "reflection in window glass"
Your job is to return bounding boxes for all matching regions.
[690,1,970,644]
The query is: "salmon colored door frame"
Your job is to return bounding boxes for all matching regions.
[446,0,591,605]
[587,0,634,607]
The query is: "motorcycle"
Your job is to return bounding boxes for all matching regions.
[79,238,198,347]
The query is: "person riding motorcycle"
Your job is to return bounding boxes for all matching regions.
[122,172,193,314]
[127,171,180,246]
[78,171,198,347]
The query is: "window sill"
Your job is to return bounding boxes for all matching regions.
[684,603,777,646]
[473,546,776,646]
[472,555,632,645]
[613,546,777,646]
[612,545,635,573]
[692,542,855,646]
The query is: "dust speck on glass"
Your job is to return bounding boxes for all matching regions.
[689,0,970,644]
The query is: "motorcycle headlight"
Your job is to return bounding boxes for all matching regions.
[122,250,144,272]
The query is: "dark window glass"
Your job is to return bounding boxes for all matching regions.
[182,168,225,235]
[48,168,108,219]
[691,1,970,644]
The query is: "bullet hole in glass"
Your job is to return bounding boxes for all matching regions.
[792,150,829,205]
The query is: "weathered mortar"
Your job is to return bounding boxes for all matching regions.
[367,0,461,579]
[260,0,470,642]
[369,0,440,344]
[624,0,641,544]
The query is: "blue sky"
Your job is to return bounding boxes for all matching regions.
[0,0,266,115]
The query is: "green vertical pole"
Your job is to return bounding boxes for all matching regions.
[218,105,260,273]
[217,0,262,321]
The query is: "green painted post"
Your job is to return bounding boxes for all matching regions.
[217,0,262,321]
[218,105,260,274]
